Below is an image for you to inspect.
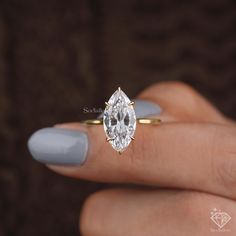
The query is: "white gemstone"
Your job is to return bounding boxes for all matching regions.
[103,88,136,152]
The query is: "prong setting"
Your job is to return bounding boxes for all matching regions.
[106,137,114,142]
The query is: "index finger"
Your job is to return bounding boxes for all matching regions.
[28,121,236,200]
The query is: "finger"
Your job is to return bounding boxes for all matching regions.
[80,188,236,236]
[138,81,228,123]
[38,121,236,200]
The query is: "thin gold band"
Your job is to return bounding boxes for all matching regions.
[82,118,161,125]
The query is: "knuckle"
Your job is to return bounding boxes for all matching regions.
[211,127,236,194]
[213,150,236,191]
[80,191,107,236]
[165,81,199,105]
[141,81,200,113]
[155,81,197,96]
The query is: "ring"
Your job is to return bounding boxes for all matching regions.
[82,87,161,153]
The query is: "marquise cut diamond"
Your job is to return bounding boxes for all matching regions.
[103,88,136,152]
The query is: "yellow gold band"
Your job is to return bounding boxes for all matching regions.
[81,119,103,125]
[81,118,161,125]
[137,118,162,125]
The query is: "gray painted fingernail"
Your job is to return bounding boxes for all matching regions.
[133,99,162,118]
[27,128,88,165]
[97,99,162,119]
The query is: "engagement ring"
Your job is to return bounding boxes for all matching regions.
[82,87,161,153]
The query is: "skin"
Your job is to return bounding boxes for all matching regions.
[48,81,236,235]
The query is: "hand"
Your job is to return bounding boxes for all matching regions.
[28,81,236,235]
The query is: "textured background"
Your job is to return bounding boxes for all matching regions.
[0,0,236,235]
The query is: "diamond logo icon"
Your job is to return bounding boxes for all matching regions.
[210,209,231,229]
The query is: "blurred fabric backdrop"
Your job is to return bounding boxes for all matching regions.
[0,0,236,235]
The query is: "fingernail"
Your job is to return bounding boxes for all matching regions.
[133,99,162,118]
[27,128,88,165]
[97,99,162,119]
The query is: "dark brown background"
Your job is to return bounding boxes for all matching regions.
[0,0,236,235]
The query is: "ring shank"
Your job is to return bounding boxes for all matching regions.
[137,118,161,125]
[81,118,161,125]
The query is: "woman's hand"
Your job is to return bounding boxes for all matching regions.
[28,81,236,235]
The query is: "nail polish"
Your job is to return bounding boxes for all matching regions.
[28,128,88,165]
